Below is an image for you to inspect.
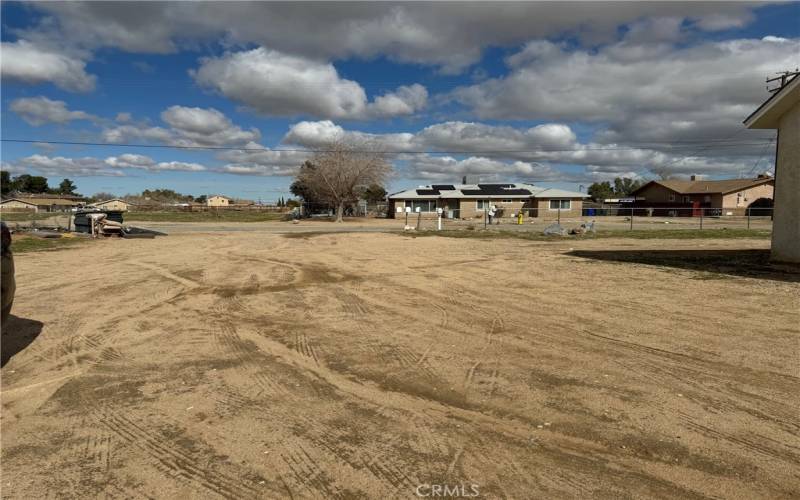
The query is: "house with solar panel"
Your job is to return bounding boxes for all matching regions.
[387,180,588,219]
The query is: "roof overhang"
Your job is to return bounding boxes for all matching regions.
[0,198,37,206]
[744,75,800,129]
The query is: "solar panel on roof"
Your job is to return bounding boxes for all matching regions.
[478,184,514,189]
[461,188,531,196]
[431,184,455,190]
[415,189,440,195]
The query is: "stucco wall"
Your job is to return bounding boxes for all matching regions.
[207,196,230,207]
[721,183,774,209]
[0,200,38,212]
[95,200,129,211]
[772,103,800,262]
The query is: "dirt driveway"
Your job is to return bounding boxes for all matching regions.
[2,232,798,499]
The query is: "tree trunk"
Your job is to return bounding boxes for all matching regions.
[336,202,344,223]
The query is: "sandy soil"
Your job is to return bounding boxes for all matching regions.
[1,231,798,499]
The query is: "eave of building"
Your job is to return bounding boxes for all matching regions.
[744,74,800,129]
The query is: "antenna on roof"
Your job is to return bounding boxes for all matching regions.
[766,69,799,93]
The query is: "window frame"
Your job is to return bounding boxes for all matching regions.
[404,200,437,212]
[548,199,571,211]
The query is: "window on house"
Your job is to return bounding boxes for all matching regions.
[501,199,513,203]
[549,199,571,210]
[477,200,491,210]
[683,196,690,203]
[405,200,436,212]
[669,194,676,202]
[703,195,711,203]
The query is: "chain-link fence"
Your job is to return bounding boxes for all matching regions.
[394,207,774,232]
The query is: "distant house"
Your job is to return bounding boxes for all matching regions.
[207,195,231,207]
[745,73,799,263]
[388,182,588,219]
[630,175,774,215]
[0,198,39,212]
[0,194,84,212]
[92,199,132,212]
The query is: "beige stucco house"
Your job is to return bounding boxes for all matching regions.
[207,195,232,207]
[388,183,587,219]
[0,195,83,212]
[745,74,799,263]
[0,198,39,212]
[92,199,132,212]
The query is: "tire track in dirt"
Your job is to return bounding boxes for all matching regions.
[280,441,340,498]
[126,261,201,289]
[677,411,800,463]
[582,329,800,432]
[333,283,440,379]
[293,332,320,365]
[91,406,265,499]
[211,322,290,398]
[78,434,112,472]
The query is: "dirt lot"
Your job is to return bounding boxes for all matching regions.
[2,230,798,499]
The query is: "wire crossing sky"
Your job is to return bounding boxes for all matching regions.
[1,2,797,199]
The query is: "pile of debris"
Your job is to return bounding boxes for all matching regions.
[73,209,164,239]
[543,221,596,237]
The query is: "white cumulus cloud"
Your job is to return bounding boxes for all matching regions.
[102,106,260,147]
[0,40,95,92]
[10,96,96,126]
[193,48,427,119]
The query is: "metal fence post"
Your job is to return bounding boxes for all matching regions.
[557,206,561,225]
[484,201,488,229]
[630,207,634,230]
[747,209,751,230]
[700,208,703,230]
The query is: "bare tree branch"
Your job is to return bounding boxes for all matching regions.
[296,138,391,222]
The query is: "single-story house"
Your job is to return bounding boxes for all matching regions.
[0,198,39,212]
[92,199,132,212]
[0,195,84,212]
[207,195,232,207]
[387,183,588,219]
[630,175,774,215]
[745,73,799,263]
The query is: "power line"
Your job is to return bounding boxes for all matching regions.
[746,137,776,177]
[0,138,775,155]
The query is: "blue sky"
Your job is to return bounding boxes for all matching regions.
[1,2,798,200]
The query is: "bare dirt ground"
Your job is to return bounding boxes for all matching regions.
[2,230,798,499]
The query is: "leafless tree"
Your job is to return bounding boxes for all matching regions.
[297,139,392,222]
